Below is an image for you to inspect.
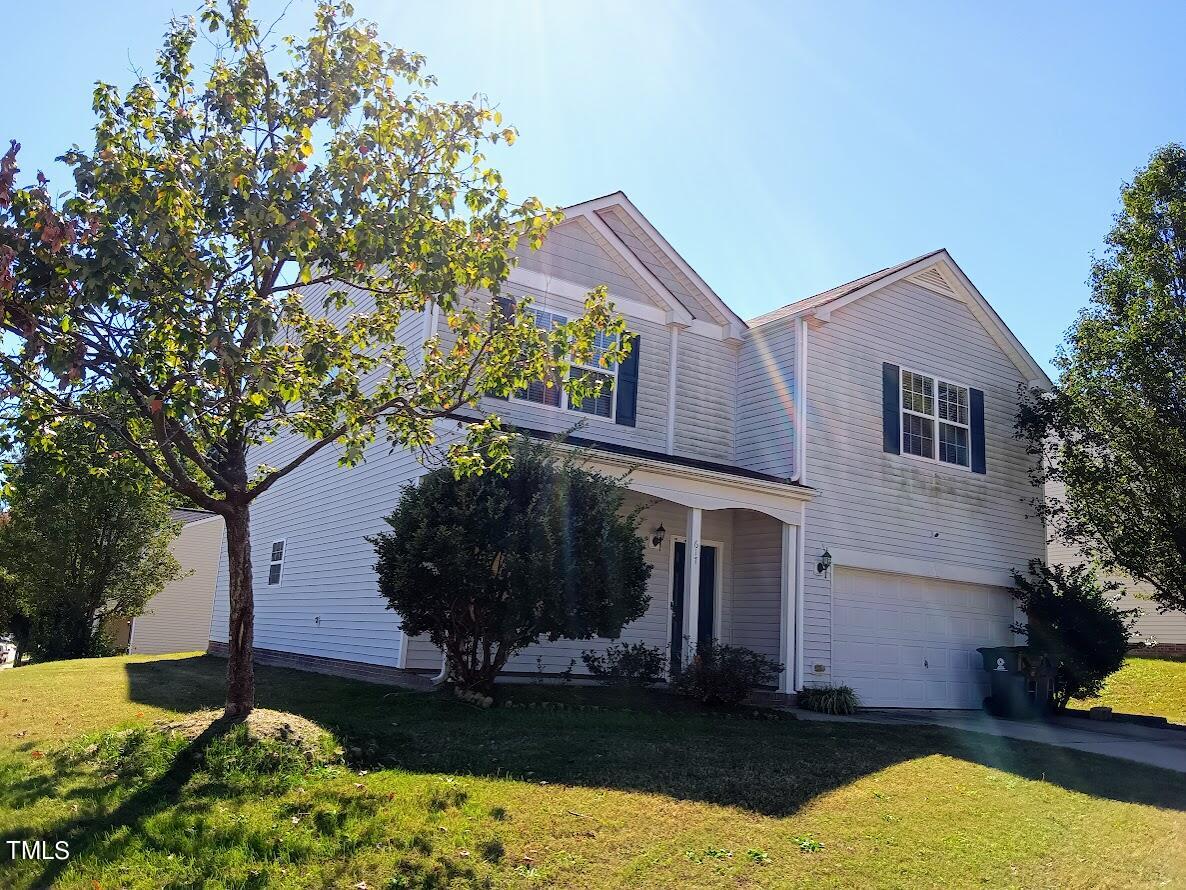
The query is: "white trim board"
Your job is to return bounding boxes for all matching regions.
[577,448,812,525]
[828,547,1015,589]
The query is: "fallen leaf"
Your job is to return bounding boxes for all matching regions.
[30,750,44,759]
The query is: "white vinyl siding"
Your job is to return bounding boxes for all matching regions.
[672,331,738,462]
[735,325,797,479]
[801,279,1046,681]
[208,304,431,668]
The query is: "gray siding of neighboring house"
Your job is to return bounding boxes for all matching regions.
[1045,481,1186,645]
[131,517,224,654]
[795,279,1046,680]
[735,324,798,479]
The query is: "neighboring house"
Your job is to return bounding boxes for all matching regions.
[1045,481,1186,654]
[110,509,224,655]
[209,192,1052,708]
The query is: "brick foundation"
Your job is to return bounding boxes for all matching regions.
[205,640,434,690]
[1134,642,1186,658]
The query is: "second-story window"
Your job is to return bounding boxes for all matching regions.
[900,368,970,468]
[513,309,617,419]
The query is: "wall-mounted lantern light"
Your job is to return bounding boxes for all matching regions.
[651,524,666,548]
[816,548,833,576]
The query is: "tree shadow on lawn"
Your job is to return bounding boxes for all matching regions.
[120,655,1186,819]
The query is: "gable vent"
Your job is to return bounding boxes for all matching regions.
[910,266,956,296]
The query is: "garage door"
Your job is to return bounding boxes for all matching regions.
[832,568,1015,708]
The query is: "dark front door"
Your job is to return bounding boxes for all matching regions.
[670,541,717,671]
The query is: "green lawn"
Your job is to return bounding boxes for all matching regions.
[1,655,1184,888]
[1073,655,1186,724]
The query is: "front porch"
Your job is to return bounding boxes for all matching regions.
[464,450,814,693]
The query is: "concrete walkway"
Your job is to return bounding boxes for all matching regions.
[792,707,1186,774]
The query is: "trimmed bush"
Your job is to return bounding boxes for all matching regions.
[797,684,861,715]
[582,642,667,688]
[1011,559,1139,708]
[673,640,782,706]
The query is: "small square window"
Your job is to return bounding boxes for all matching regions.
[271,541,285,563]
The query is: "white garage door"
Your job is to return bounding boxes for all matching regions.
[832,568,1016,709]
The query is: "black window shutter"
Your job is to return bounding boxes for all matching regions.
[882,362,900,454]
[969,388,986,474]
[614,334,641,427]
[486,297,516,400]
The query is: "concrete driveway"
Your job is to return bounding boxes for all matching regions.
[794,707,1186,773]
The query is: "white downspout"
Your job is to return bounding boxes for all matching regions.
[432,651,449,685]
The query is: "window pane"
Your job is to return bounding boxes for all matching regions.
[939,422,969,466]
[902,412,934,457]
[938,381,969,425]
[901,371,934,415]
[589,331,617,368]
[271,541,284,562]
[268,563,282,585]
[569,369,614,418]
[516,372,563,407]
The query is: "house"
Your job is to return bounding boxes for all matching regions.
[108,509,224,655]
[1045,481,1186,656]
[208,192,1052,708]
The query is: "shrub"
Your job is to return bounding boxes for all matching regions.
[582,642,667,687]
[797,684,861,715]
[1011,560,1140,708]
[673,640,782,706]
[370,437,653,693]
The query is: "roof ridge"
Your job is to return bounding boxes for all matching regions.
[748,249,946,327]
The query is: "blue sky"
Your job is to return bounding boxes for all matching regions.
[3,2,1183,372]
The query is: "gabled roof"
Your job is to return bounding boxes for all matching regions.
[749,249,1051,388]
[559,192,747,336]
[748,249,946,327]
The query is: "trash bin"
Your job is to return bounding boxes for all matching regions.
[976,645,1055,718]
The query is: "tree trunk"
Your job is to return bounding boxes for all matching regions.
[224,506,255,716]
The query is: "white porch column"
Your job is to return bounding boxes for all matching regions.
[778,521,800,693]
[683,506,703,664]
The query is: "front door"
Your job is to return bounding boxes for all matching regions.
[670,541,717,671]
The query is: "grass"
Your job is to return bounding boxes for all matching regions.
[0,655,1183,888]
[1073,655,1186,724]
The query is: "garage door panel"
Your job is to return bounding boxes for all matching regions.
[831,568,1015,709]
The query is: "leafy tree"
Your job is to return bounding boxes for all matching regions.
[0,415,182,662]
[370,438,652,693]
[0,2,624,713]
[0,563,32,665]
[1010,560,1139,709]
[1018,144,1186,617]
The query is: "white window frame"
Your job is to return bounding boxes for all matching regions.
[509,306,619,421]
[267,539,286,586]
[898,366,972,470]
